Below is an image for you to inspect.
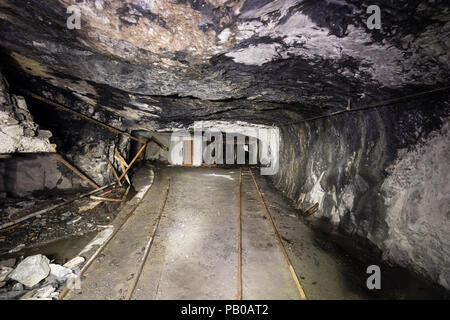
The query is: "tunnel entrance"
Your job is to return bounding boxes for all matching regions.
[130,121,281,174]
[130,123,277,172]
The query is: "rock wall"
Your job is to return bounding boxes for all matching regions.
[0,154,77,197]
[0,83,131,197]
[381,120,450,289]
[24,90,131,190]
[274,99,450,289]
[142,133,170,163]
[0,73,55,153]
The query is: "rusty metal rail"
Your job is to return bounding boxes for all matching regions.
[58,176,159,300]
[22,90,147,144]
[124,178,171,300]
[247,168,308,300]
[237,168,243,300]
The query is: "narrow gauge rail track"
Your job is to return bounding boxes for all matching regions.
[61,167,306,300]
[238,168,307,300]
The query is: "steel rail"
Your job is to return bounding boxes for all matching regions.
[58,176,158,300]
[248,168,308,300]
[124,178,171,300]
[237,168,243,300]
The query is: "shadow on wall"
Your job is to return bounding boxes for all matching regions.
[0,154,86,198]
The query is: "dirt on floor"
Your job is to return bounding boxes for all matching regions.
[0,182,128,261]
[70,165,450,300]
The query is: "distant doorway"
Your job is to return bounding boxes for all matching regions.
[183,140,193,166]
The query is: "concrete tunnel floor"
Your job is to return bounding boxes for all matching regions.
[65,165,444,300]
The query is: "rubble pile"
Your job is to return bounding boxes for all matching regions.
[0,254,84,300]
[0,73,55,154]
[0,195,121,253]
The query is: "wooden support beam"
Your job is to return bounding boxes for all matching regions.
[303,203,319,217]
[52,153,99,189]
[119,185,131,211]
[114,148,131,185]
[108,160,122,187]
[118,143,147,184]
[22,90,147,144]
[149,136,169,151]
[90,195,122,202]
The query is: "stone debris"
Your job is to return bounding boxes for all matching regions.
[63,256,85,269]
[49,264,73,280]
[61,211,72,219]
[20,285,55,300]
[8,254,50,287]
[36,285,56,298]
[50,292,59,299]
[8,244,25,254]
[12,283,23,291]
[0,73,55,154]
[0,266,13,282]
[67,216,82,225]
[0,258,16,268]
[0,291,25,300]
[0,252,81,300]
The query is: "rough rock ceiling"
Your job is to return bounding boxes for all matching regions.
[0,0,449,128]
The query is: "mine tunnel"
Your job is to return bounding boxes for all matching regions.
[0,0,449,302]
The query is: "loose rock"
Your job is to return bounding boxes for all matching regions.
[63,256,85,269]
[0,258,16,268]
[20,285,55,300]
[0,267,13,282]
[0,291,25,300]
[49,264,73,280]
[12,283,23,291]
[9,254,50,287]
[36,285,56,298]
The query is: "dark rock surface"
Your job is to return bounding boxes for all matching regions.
[0,72,54,153]
[274,99,450,289]
[0,0,449,291]
[0,0,448,127]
